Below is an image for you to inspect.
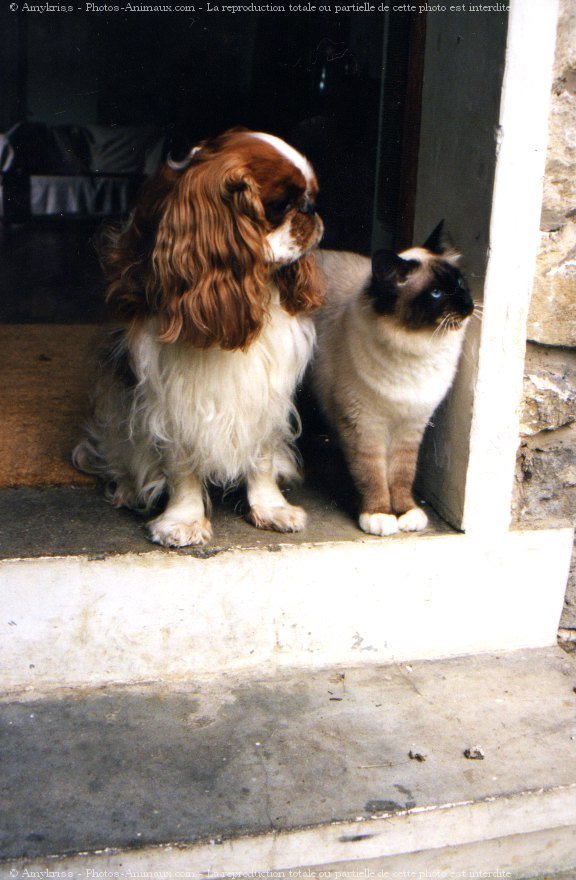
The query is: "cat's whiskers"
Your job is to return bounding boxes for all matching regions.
[443,315,455,335]
[432,313,455,339]
[431,317,448,339]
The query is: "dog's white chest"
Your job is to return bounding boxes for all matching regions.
[132,301,315,481]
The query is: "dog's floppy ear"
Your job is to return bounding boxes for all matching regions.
[275,253,326,316]
[151,155,270,350]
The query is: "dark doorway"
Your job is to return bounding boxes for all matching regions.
[0,9,424,324]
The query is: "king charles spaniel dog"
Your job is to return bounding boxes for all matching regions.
[72,129,324,548]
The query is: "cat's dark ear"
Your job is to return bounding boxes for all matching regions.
[372,250,419,282]
[368,250,418,316]
[422,220,461,262]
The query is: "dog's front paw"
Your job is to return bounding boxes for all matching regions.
[147,515,213,548]
[397,507,428,532]
[358,511,399,537]
[248,503,307,533]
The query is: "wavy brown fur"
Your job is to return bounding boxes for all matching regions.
[274,253,326,316]
[101,131,324,352]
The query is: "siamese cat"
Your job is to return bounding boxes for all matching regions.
[311,222,474,536]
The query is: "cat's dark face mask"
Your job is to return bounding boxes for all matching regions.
[407,262,474,331]
[367,221,474,331]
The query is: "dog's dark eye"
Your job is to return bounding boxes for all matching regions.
[269,197,293,216]
[430,289,445,300]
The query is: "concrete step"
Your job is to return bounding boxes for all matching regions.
[0,489,572,692]
[1,487,573,693]
[1,647,576,877]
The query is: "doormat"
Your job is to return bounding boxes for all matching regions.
[0,325,104,488]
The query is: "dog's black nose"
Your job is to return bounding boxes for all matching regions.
[299,198,316,215]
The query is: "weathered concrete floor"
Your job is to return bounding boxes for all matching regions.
[1,647,575,864]
[0,483,452,560]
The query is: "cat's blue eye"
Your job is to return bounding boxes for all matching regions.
[430,289,444,300]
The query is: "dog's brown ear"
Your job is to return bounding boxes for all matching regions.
[275,253,326,316]
[102,166,177,324]
[151,155,270,350]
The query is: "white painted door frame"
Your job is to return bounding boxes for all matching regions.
[415,0,561,535]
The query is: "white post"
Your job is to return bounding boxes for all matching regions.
[414,0,561,534]
[462,0,561,533]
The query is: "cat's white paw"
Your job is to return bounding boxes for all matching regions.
[397,507,428,532]
[147,515,213,548]
[248,503,307,533]
[359,512,399,537]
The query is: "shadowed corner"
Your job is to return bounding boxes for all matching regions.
[296,376,402,527]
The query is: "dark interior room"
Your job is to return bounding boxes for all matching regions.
[0,8,422,319]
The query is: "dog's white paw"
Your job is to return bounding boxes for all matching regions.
[359,512,399,536]
[147,515,213,548]
[248,503,307,533]
[397,507,428,532]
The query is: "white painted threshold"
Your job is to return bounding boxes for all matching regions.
[2,523,572,695]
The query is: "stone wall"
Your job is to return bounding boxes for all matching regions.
[513,0,576,629]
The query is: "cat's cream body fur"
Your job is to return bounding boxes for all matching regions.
[312,248,470,536]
